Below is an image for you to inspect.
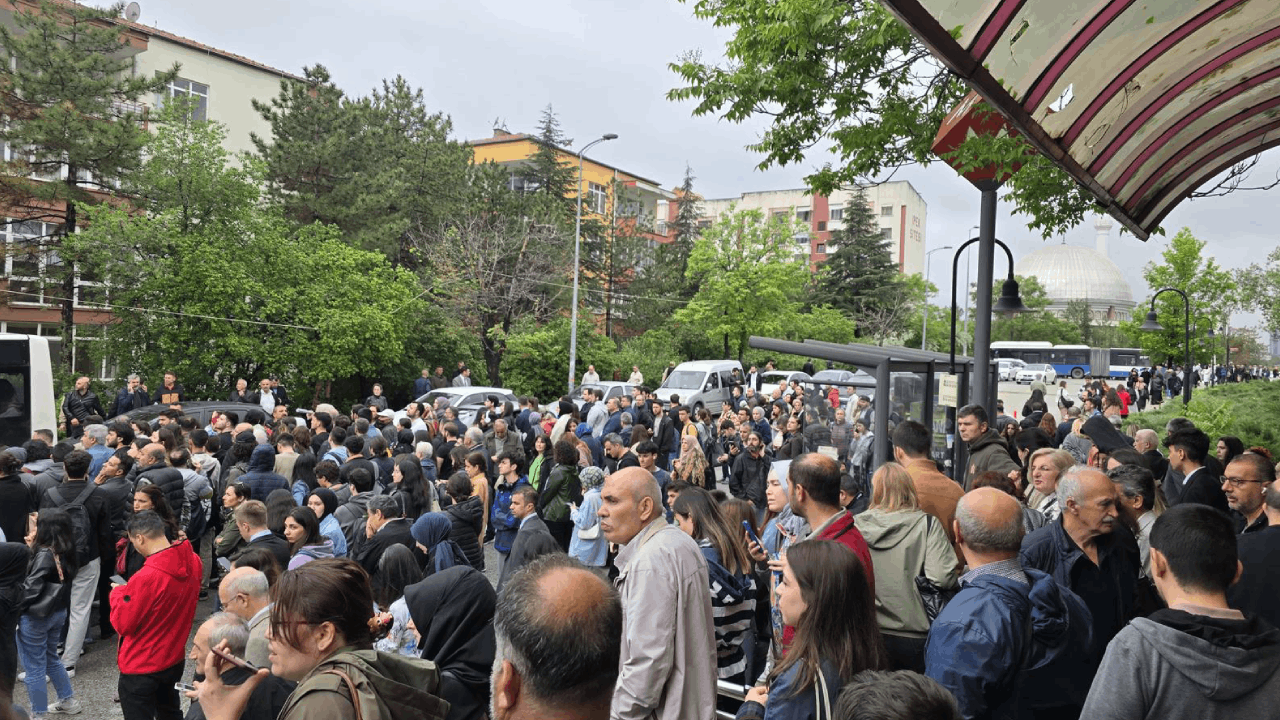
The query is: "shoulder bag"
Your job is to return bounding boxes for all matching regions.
[914,515,955,624]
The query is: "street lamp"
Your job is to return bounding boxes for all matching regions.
[921,245,954,350]
[567,132,618,394]
[950,237,1026,373]
[1139,287,1192,404]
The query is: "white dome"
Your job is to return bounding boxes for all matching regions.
[1018,244,1135,322]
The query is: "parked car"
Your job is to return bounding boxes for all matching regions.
[572,382,636,410]
[109,400,261,431]
[998,358,1027,381]
[757,370,811,399]
[657,360,744,415]
[414,386,518,428]
[1015,364,1057,385]
[811,368,871,398]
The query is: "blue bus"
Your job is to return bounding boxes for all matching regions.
[990,342,1148,379]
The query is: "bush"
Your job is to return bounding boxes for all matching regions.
[500,319,617,401]
[1129,382,1280,457]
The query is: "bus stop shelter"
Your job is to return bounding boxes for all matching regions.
[749,336,996,479]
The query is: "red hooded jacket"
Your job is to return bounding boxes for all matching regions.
[110,540,202,674]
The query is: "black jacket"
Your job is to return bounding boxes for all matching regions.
[184,667,294,720]
[97,476,133,537]
[109,387,152,418]
[240,445,289,502]
[1229,525,1280,628]
[0,475,36,545]
[496,514,560,592]
[351,518,422,578]
[22,547,76,618]
[1020,516,1140,652]
[445,496,485,571]
[650,416,678,463]
[1166,464,1228,512]
[227,390,251,403]
[135,462,189,527]
[1142,450,1169,483]
[62,389,105,435]
[41,480,113,567]
[730,452,770,508]
[152,384,185,406]
[243,532,291,570]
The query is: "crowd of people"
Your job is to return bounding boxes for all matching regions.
[1,360,1279,720]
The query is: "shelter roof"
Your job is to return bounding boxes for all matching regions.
[880,0,1280,239]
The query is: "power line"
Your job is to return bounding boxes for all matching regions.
[1,289,320,331]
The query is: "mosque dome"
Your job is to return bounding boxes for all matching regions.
[1017,218,1135,323]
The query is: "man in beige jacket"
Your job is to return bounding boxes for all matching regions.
[600,467,715,720]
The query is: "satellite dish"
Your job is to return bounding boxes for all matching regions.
[124,2,141,22]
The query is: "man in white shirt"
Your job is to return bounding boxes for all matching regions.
[582,365,601,385]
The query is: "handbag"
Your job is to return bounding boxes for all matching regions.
[914,515,955,624]
[577,521,600,540]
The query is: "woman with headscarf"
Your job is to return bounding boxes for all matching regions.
[673,434,710,489]
[0,542,31,711]
[568,466,607,570]
[305,488,347,558]
[405,566,496,720]
[372,545,424,658]
[409,513,469,576]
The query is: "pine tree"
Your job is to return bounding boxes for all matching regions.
[814,189,903,331]
[525,104,577,219]
[626,165,702,332]
[0,0,178,368]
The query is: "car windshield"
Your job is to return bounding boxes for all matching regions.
[661,371,705,390]
[812,370,847,381]
[422,390,465,405]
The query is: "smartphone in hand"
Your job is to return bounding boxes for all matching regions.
[109,575,126,586]
[210,644,259,673]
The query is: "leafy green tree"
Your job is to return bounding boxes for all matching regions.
[252,68,470,266]
[668,0,1094,236]
[592,180,656,338]
[988,276,1082,344]
[1239,247,1280,334]
[675,206,850,360]
[71,103,424,400]
[1062,299,1096,346]
[501,319,617,400]
[813,189,903,330]
[1120,227,1237,365]
[0,0,178,367]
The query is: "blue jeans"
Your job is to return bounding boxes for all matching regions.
[18,610,74,713]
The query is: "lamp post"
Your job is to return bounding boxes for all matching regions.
[921,245,954,350]
[960,226,978,355]
[567,132,618,394]
[949,237,1026,374]
[1139,287,1193,405]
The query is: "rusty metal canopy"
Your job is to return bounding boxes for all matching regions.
[881,0,1280,240]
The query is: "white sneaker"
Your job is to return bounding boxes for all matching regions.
[64,665,75,679]
[49,697,82,715]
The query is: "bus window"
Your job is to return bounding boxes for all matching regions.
[0,371,27,449]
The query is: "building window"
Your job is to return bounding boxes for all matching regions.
[160,78,209,121]
[771,210,789,224]
[508,175,539,194]
[817,221,827,231]
[881,227,893,239]
[3,220,60,306]
[587,182,607,214]
[796,209,811,222]
[830,206,844,220]
[881,205,893,217]
[655,219,668,235]
[816,243,826,254]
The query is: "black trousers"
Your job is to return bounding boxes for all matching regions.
[882,634,927,674]
[545,519,572,553]
[119,661,184,720]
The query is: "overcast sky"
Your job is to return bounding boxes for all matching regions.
[145,0,1276,338]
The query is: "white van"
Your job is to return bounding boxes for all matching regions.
[656,359,744,415]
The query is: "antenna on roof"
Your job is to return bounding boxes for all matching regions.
[124,2,141,22]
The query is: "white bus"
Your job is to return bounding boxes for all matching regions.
[0,334,57,448]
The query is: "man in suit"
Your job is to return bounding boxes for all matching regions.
[352,494,423,578]
[218,567,273,668]
[497,485,561,591]
[233,501,291,569]
[648,399,677,471]
[1133,429,1168,481]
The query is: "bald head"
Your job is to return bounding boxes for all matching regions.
[494,555,621,713]
[610,466,662,508]
[142,442,166,464]
[218,566,270,620]
[599,467,662,546]
[1134,429,1159,452]
[956,487,1025,555]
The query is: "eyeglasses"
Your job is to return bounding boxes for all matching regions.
[1221,476,1266,489]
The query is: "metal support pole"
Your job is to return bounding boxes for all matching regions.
[972,184,999,418]
[567,134,616,394]
[873,359,891,470]
[1183,304,1192,405]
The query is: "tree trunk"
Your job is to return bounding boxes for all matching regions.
[59,189,78,373]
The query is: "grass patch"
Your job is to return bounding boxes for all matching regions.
[1129,382,1280,456]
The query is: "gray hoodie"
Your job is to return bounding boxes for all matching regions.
[1081,608,1280,719]
[854,508,958,637]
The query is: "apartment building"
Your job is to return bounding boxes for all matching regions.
[661,181,928,275]
[0,3,302,376]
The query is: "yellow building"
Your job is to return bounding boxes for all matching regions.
[470,129,674,238]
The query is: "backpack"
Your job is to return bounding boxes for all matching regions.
[47,484,96,564]
[334,500,367,547]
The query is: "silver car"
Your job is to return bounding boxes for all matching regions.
[413,386,518,427]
